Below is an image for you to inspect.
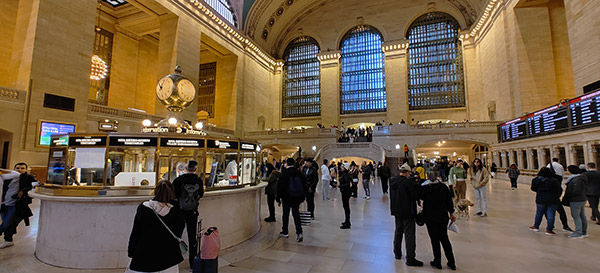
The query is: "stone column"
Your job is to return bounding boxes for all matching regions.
[273,61,283,129]
[492,151,501,167]
[460,32,480,120]
[566,144,576,166]
[501,151,508,168]
[538,147,547,168]
[382,40,409,124]
[516,150,524,169]
[507,150,514,166]
[526,148,535,170]
[587,142,598,166]
[317,51,341,127]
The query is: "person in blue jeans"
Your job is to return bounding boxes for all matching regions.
[564,165,589,239]
[529,167,563,235]
[0,168,21,249]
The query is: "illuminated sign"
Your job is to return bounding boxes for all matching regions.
[160,138,204,147]
[241,143,256,150]
[207,139,238,149]
[109,137,157,147]
[68,136,107,146]
[39,122,76,146]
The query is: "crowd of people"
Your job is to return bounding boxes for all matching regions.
[337,126,374,142]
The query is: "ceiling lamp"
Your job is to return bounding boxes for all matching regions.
[90,55,108,80]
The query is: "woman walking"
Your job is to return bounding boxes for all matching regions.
[507,164,520,190]
[419,170,456,270]
[469,158,490,217]
[529,167,562,235]
[563,165,589,239]
[127,180,185,273]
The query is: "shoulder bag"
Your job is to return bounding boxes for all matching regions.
[151,203,188,255]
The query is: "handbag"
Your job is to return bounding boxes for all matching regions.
[151,203,188,255]
[561,195,570,207]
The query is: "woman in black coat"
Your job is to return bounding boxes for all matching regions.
[419,170,456,270]
[529,167,563,235]
[127,180,185,273]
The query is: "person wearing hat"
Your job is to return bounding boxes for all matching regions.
[389,163,423,267]
[338,163,353,229]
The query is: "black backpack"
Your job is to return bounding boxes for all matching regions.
[180,183,201,211]
[288,175,305,198]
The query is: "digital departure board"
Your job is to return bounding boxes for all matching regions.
[498,89,600,143]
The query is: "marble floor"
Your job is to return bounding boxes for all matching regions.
[1,177,600,273]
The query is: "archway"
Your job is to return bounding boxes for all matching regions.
[415,139,491,167]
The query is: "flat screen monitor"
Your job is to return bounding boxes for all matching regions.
[39,121,76,146]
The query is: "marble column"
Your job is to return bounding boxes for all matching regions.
[317,51,341,127]
[516,150,524,169]
[382,40,409,124]
[587,142,598,165]
[537,147,547,168]
[501,151,508,168]
[460,32,479,120]
[566,144,575,166]
[526,148,535,170]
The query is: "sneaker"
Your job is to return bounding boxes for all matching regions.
[563,227,574,232]
[545,230,556,235]
[529,226,539,232]
[582,234,589,238]
[264,217,276,222]
[475,212,482,216]
[279,232,289,238]
[0,241,14,249]
[447,263,457,271]
[568,233,583,239]
[340,224,351,229]
[430,261,442,269]
[366,196,371,200]
[480,213,488,217]
[296,233,303,242]
[406,259,424,267]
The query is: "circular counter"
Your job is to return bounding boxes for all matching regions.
[31,183,266,269]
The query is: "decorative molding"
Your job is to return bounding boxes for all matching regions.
[316,50,340,68]
[115,24,143,41]
[464,0,505,45]
[382,40,410,59]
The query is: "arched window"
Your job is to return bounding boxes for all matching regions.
[203,0,237,27]
[407,12,464,110]
[340,26,386,114]
[282,36,321,118]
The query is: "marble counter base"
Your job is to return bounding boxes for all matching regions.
[30,183,266,269]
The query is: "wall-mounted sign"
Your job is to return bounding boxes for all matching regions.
[141,126,205,135]
[160,138,204,147]
[51,136,69,146]
[241,142,256,150]
[207,139,239,149]
[39,121,76,146]
[109,137,157,147]
[68,136,107,146]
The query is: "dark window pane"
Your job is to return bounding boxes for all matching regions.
[203,0,238,27]
[339,26,386,114]
[407,12,465,110]
[198,62,217,118]
[282,37,321,118]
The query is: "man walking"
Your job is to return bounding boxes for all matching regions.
[277,158,306,242]
[379,161,391,194]
[321,159,332,201]
[583,162,600,225]
[339,163,352,229]
[0,166,24,249]
[389,163,423,267]
[303,160,318,220]
[173,160,204,269]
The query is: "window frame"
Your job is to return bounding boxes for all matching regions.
[282,36,321,118]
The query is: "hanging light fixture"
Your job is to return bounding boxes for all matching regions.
[90,55,108,80]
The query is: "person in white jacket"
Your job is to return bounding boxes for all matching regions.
[321,159,332,201]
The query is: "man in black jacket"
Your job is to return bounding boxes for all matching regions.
[389,163,423,267]
[339,163,352,229]
[303,160,318,220]
[0,163,34,249]
[172,160,204,269]
[379,162,391,194]
[584,162,600,225]
[277,158,306,242]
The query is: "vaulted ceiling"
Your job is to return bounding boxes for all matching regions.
[242,0,488,57]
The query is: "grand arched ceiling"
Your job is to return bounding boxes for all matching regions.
[243,0,487,57]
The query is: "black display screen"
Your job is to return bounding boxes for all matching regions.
[570,90,600,128]
[500,118,527,142]
[109,137,157,147]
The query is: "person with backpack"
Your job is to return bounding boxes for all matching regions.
[506,164,520,190]
[563,165,589,239]
[276,158,306,242]
[172,160,204,270]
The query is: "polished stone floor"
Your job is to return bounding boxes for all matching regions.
[2,177,600,273]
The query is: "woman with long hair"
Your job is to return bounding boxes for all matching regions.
[564,165,589,239]
[529,167,562,235]
[469,158,490,217]
[127,180,185,273]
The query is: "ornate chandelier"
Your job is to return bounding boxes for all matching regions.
[90,54,108,80]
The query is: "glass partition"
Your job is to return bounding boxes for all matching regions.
[66,147,107,186]
[108,147,156,186]
[205,150,239,187]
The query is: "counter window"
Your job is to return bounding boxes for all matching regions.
[158,148,204,184]
[108,147,156,186]
[240,151,258,185]
[206,151,239,187]
[66,147,107,186]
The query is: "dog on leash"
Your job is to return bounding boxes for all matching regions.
[456,199,474,218]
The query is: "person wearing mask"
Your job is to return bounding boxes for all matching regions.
[529,167,563,235]
[162,162,186,183]
[127,180,185,273]
[389,163,423,267]
[448,160,467,201]
[277,158,306,242]
[303,160,318,220]
[379,161,391,194]
[563,165,589,239]
[339,163,353,229]
[583,162,600,225]
[321,159,332,201]
[419,170,457,271]
[172,160,204,269]
[0,166,28,249]
[264,168,280,222]
[349,162,359,198]
[507,164,521,190]
[469,158,490,217]
[360,161,372,199]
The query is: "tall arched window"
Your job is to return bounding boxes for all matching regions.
[340,26,386,114]
[407,12,464,110]
[282,36,321,118]
[203,0,237,27]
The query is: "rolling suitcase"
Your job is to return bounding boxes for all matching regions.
[193,221,220,273]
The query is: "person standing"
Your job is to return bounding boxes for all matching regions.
[507,164,520,190]
[547,158,565,184]
[563,165,589,239]
[321,159,332,201]
[380,161,391,194]
[404,145,410,158]
[583,162,600,225]
[360,161,372,199]
[264,168,280,222]
[277,158,306,242]
[303,160,318,220]
[419,171,457,270]
[389,163,423,267]
[0,167,26,249]
[448,160,467,201]
[349,162,359,198]
[5,163,35,245]
[529,167,563,235]
[127,180,185,273]
[469,158,490,217]
[547,158,573,231]
[172,160,204,269]
[339,163,353,229]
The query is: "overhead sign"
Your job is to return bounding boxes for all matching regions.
[207,139,239,149]
[241,142,257,151]
[160,138,204,147]
[109,137,157,147]
[68,136,107,146]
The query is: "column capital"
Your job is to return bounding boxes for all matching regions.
[459,30,475,48]
[274,59,284,74]
[317,50,341,68]
[382,39,410,59]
